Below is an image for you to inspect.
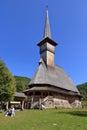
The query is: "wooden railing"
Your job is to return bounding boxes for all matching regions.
[31,101,39,109]
[31,96,53,109]
[42,96,53,103]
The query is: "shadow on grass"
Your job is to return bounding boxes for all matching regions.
[57,110,87,117]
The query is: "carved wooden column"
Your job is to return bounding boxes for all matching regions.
[22,100,24,110]
[6,101,8,110]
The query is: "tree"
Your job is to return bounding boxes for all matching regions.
[77,82,87,108]
[0,60,16,102]
[14,76,30,92]
[77,82,87,101]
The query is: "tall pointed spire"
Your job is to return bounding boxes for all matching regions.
[44,6,51,38]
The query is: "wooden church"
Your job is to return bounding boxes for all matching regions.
[24,9,81,109]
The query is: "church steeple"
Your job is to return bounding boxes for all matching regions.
[44,7,51,38]
[37,8,57,67]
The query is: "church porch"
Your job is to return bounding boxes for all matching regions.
[24,88,81,109]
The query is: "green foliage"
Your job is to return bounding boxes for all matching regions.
[77,82,87,100]
[77,82,87,108]
[81,101,87,108]
[0,60,16,101]
[14,76,31,92]
[0,109,87,130]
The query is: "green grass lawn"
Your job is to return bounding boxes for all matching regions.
[0,108,87,130]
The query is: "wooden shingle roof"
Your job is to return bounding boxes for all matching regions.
[29,59,79,94]
[14,92,26,98]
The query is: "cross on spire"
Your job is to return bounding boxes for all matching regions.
[44,6,51,38]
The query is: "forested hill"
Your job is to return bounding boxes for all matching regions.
[77,82,87,100]
[14,76,31,92]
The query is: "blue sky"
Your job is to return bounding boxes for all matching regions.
[0,0,87,85]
